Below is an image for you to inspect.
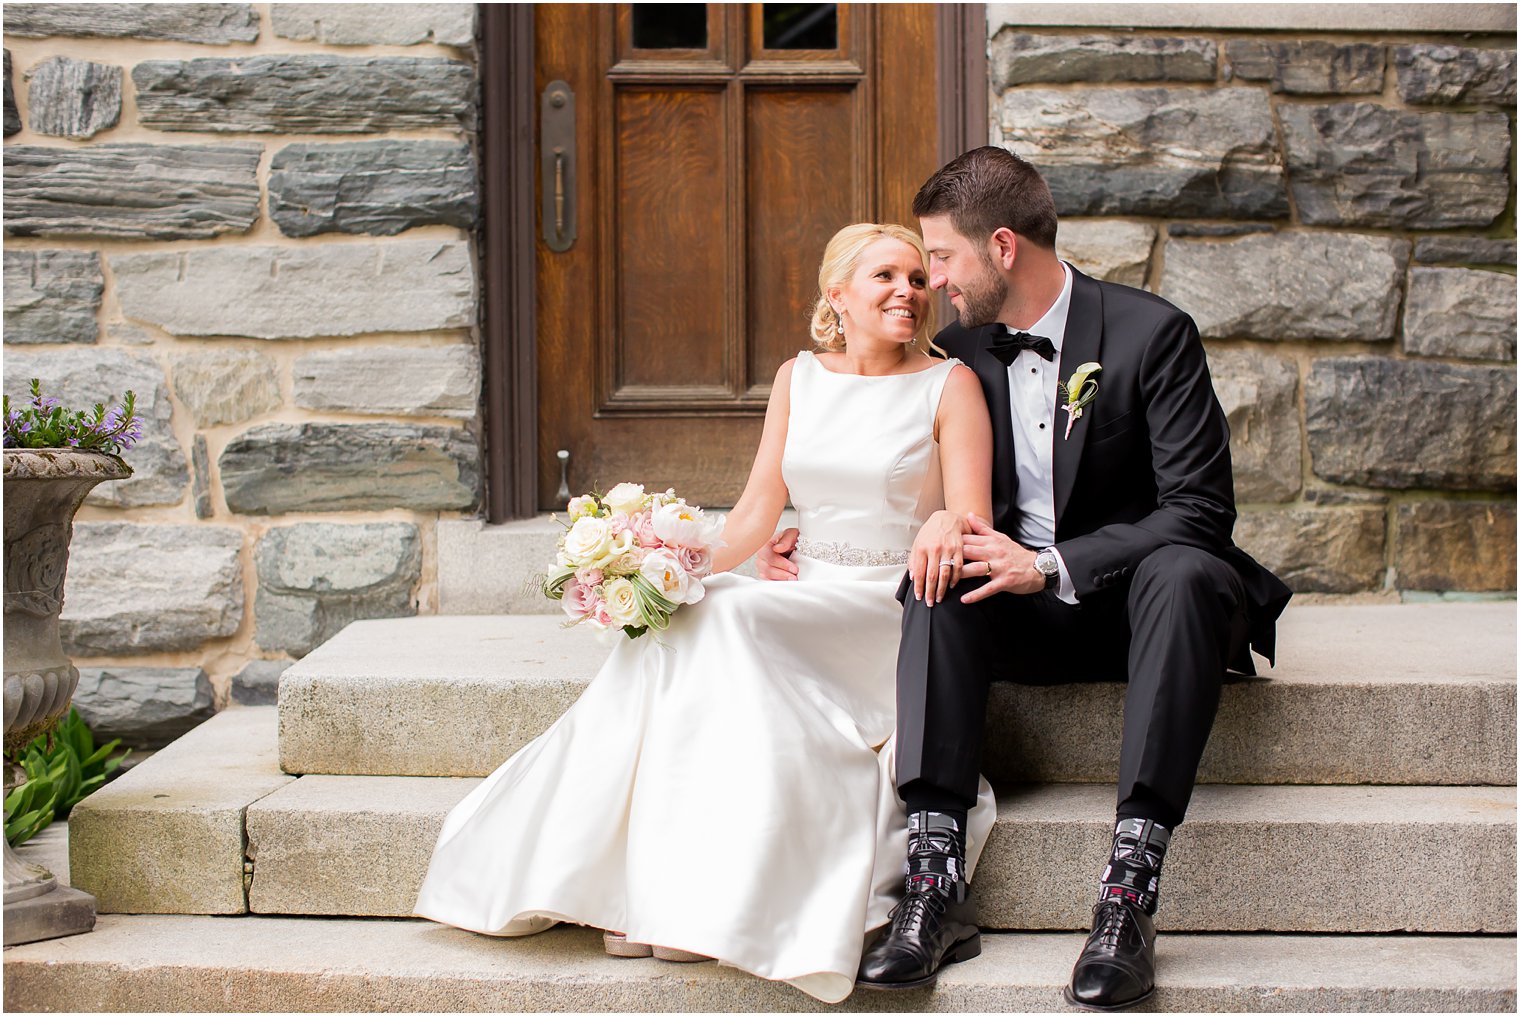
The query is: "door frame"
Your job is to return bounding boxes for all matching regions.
[479,4,988,522]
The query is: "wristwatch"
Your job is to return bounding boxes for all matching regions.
[1033,548,1061,590]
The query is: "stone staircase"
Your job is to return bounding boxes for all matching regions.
[4,601,1516,1012]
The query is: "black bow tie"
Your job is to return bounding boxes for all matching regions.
[987,327,1056,365]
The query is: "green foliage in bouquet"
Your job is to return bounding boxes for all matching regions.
[4,708,129,847]
[3,378,143,454]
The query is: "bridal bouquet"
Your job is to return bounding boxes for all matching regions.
[543,483,723,640]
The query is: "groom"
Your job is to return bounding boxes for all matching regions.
[760,147,1291,1010]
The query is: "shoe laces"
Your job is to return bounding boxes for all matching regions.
[1091,899,1134,949]
[888,886,947,934]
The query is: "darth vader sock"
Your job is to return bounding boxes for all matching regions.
[905,810,968,902]
[1098,816,1170,915]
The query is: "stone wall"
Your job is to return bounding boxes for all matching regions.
[1001,16,1518,598]
[2,4,481,745]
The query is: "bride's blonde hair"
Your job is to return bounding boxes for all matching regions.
[809,223,932,352]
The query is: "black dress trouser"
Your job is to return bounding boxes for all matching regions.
[894,544,1251,830]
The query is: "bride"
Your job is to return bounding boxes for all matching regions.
[414,223,998,1003]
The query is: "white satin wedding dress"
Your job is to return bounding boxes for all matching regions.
[415,350,995,1003]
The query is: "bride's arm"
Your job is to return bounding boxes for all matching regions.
[711,358,795,574]
[912,365,994,604]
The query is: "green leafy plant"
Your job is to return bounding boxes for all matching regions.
[3,378,142,454]
[4,708,128,847]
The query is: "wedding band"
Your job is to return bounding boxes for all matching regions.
[938,560,954,569]
[985,561,995,577]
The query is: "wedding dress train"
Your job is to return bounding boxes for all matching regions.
[415,351,995,1003]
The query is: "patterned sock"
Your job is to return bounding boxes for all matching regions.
[906,810,968,902]
[1098,817,1170,915]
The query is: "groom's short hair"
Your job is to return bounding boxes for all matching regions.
[912,146,1059,250]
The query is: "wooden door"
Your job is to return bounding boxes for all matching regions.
[535,4,937,508]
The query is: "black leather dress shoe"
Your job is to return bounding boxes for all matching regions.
[1063,898,1157,1011]
[856,887,981,990]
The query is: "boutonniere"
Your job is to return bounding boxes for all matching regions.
[1057,361,1102,440]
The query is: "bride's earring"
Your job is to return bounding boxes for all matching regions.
[834,307,845,335]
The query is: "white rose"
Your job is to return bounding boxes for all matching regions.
[602,577,642,627]
[638,548,693,605]
[562,516,612,567]
[604,482,646,516]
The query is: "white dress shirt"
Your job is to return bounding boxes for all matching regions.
[1006,261,1077,603]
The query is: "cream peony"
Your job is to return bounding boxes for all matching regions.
[602,577,643,627]
[604,482,647,516]
[652,501,712,548]
[638,548,704,605]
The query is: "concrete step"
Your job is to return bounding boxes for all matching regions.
[4,914,1514,1012]
[76,713,1515,931]
[277,603,1517,785]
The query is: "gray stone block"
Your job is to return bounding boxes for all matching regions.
[239,768,1516,932]
[1224,40,1385,93]
[1001,87,1286,219]
[1404,267,1516,362]
[1396,44,1517,105]
[133,56,475,134]
[72,667,215,749]
[271,4,475,48]
[231,660,292,707]
[59,522,243,656]
[4,50,20,137]
[5,144,261,240]
[1054,220,1155,288]
[1232,507,1386,593]
[4,4,259,43]
[171,348,281,427]
[1414,237,1516,266]
[991,32,1215,86]
[2,884,94,947]
[3,249,101,345]
[220,423,480,515]
[1166,222,1275,238]
[68,708,293,916]
[5,919,1516,1013]
[190,434,212,520]
[254,522,421,657]
[437,517,565,614]
[246,775,473,916]
[1396,502,1517,592]
[26,56,120,138]
[1206,347,1301,502]
[2,348,187,507]
[1162,233,1406,341]
[1279,103,1511,229]
[111,241,474,339]
[1306,358,1516,491]
[292,345,479,418]
[278,607,1518,787]
[269,140,477,237]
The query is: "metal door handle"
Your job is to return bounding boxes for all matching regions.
[541,81,576,252]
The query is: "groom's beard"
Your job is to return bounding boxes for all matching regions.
[951,251,1009,329]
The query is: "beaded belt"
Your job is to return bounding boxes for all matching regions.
[794,537,909,568]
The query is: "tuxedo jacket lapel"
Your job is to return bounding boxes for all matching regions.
[1053,269,1103,531]
[969,327,1018,533]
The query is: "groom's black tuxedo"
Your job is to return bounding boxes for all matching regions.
[897,267,1291,827]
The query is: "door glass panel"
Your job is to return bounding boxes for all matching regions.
[631,4,708,49]
[762,4,837,50]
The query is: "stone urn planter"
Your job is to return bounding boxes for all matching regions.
[3,447,131,945]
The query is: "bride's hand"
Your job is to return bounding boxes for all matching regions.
[910,510,968,607]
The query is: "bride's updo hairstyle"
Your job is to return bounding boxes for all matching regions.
[809,223,931,352]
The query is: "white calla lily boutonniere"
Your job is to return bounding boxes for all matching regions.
[1058,361,1102,440]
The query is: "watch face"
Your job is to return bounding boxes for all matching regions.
[1037,551,1059,577]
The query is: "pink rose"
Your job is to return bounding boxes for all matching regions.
[608,514,630,536]
[574,567,604,586]
[562,580,596,619]
[591,601,616,629]
[633,510,662,549]
[675,544,712,577]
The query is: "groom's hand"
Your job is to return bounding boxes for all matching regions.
[756,528,800,581]
[960,513,1044,602]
